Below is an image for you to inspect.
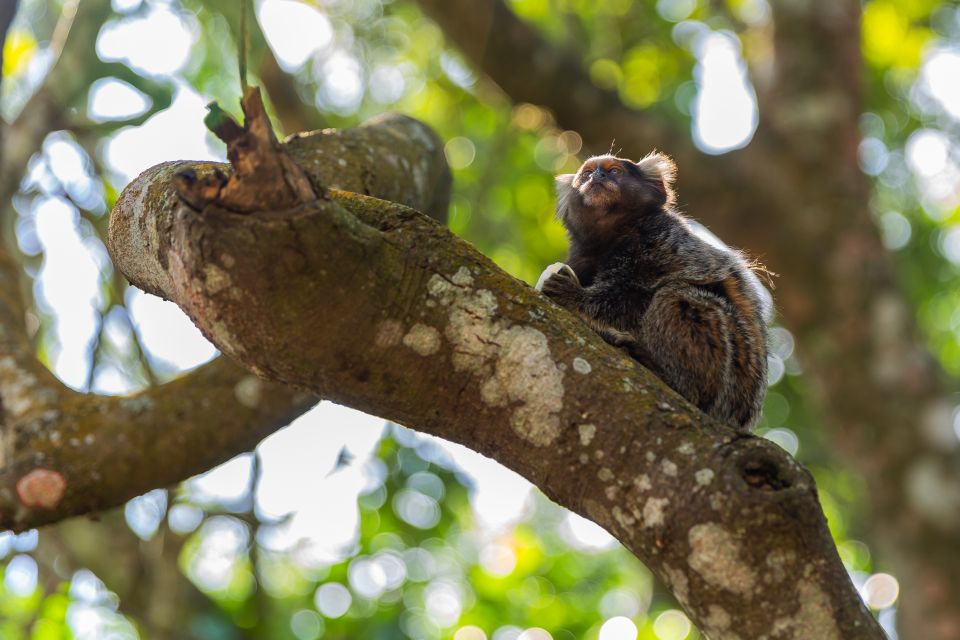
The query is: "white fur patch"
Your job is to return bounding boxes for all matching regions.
[555,174,574,217]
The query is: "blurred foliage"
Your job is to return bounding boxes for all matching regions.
[1,0,959,637]
[0,428,695,639]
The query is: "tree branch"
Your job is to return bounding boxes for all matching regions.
[415,3,960,635]
[0,106,452,530]
[0,356,317,530]
[106,109,883,638]
[0,222,318,529]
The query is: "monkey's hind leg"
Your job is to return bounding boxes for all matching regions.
[591,326,670,380]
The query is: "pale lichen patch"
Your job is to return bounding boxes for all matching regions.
[208,320,245,357]
[111,161,185,296]
[572,357,592,374]
[704,605,732,632]
[598,467,615,482]
[765,549,796,584]
[771,579,841,640]
[709,492,727,511]
[578,423,596,446]
[634,474,652,491]
[612,505,635,530]
[695,468,715,487]
[642,497,669,528]
[0,357,59,418]
[662,564,690,609]
[661,459,678,477]
[451,266,474,286]
[688,523,757,597]
[234,375,264,408]
[403,324,441,356]
[480,326,565,446]
[429,272,565,446]
[204,264,232,294]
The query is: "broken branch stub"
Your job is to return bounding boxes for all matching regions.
[170,86,451,222]
[174,87,318,212]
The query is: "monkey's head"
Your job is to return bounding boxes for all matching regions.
[556,152,677,239]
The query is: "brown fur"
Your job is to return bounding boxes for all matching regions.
[537,153,769,430]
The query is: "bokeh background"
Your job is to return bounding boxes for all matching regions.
[1,0,959,638]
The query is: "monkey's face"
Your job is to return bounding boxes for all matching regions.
[570,156,643,210]
[556,153,676,238]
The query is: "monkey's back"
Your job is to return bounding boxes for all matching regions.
[582,218,769,430]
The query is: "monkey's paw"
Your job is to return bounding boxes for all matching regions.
[536,262,579,292]
[536,264,583,310]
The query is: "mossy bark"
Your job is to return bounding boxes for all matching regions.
[417,1,960,636]
[105,111,884,640]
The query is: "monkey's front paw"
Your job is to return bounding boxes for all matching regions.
[537,263,583,310]
[536,262,579,292]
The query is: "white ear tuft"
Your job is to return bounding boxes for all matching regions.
[555,173,575,218]
[636,152,677,185]
[555,173,575,192]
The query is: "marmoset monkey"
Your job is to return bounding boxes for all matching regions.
[536,153,769,431]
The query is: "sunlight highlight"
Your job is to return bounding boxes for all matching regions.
[692,32,758,154]
[258,0,333,70]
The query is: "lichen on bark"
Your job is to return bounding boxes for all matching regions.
[104,102,884,639]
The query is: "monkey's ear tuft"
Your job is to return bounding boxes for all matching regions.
[555,173,575,191]
[636,152,677,185]
[636,152,677,206]
[555,173,575,219]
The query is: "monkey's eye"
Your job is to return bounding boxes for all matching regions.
[609,166,622,175]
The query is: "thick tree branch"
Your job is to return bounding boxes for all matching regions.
[416,2,960,635]
[0,107,453,532]
[106,110,883,638]
[0,357,316,530]
[0,232,317,530]
[0,219,318,529]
